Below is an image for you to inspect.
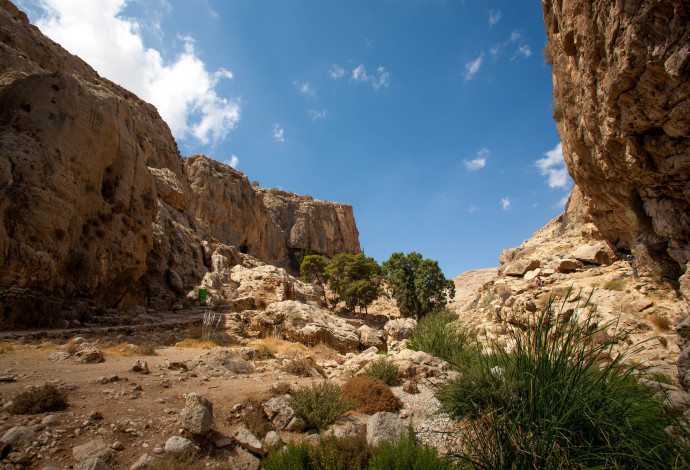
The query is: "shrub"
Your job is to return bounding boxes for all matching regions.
[408,309,475,369]
[341,376,401,415]
[368,430,452,470]
[602,278,626,291]
[289,381,354,431]
[649,372,676,386]
[8,384,68,414]
[438,293,682,469]
[241,397,274,439]
[262,435,370,470]
[285,357,326,377]
[359,357,399,386]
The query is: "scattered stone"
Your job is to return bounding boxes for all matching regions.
[48,352,71,362]
[129,453,156,470]
[132,360,150,374]
[187,348,253,375]
[1,426,35,448]
[366,412,405,447]
[181,393,213,434]
[0,376,16,382]
[74,347,105,364]
[111,441,125,451]
[263,395,296,429]
[8,452,29,464]
[229,446,261,470]
[164,435,196,455]
[75,458,111,470]
[214,437,234,448]
[72,439,111,462]
[41,416,60,427]
[264,431,282,448]
[153,447,163,454]
[233,425,266,457]
[89,411,104,421]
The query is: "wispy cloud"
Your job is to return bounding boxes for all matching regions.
[536,143,571,189]
[329,64,345,79]
[226,154,239,168]
[351,64,390,90]
[308,109,327,120]
[34,0,239,145]
[488,9,502,27]
[272,123,285,143]
[464,54,483,80]
[294,81,316,97]
[490,30,532,62]
[469,204,479,214]
[463,148,489,171]
[501,197,512,211]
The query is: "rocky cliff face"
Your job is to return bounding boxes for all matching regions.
[0,0,360,319]
[542,0,690,286]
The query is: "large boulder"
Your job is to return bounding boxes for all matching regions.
[504,259,541,277]
[366,412,405,447]
[1,426,34,448]
[187,347,253,375]
[358,325,387,352]
[571,244,616,266]
[262,301,359,352]
[383,318,417,342]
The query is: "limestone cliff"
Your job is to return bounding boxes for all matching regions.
[0,0,360,319]
[542,0,690,286]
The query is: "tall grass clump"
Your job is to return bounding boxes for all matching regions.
[368,431,454,470]
[438,291,684,469]
[408,309,475,369]
[359,357,399,386]
[262,435,370,470]
[289,381,354,431]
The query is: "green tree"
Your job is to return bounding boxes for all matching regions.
[325,253,383,313]
[300,255,326,287]
[383,252,455,320]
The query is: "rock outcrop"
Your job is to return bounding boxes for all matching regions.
[0,0,360,320]
[542,0,690,290]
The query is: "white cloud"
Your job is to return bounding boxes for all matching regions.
[308,109,327,120]
[469,204,479,214]
[272,123,285,143]
[329,63,345,79]
[226,154,239,168]
[295,81,315,97]
[490,30,532,62]
[558,194,570,208]
[488,9,502,26]
[536,143,572,189]
[513,44,533,60]
[351,64,390,90]
[501,197,512,211]
[33,0,240,145]
[463,148,489,170]
[464,54,483,80]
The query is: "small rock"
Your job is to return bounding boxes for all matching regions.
[72,439,111,462]
[264,431,282,448]
[89,411,104,421]
[180,393,213,434]
[402,381,419,394]
[229,446,261,470]
[111,441,125,451]
[129,453,155,470]
[74,347,104,364]
[41,416,61,427]
[164,435,196,454]
[132,361,149,374]
[366,412,405,447]
[75,457,111,470]
[153,447,164,454]
[214,437,234,449]
[8,452,29,464]
[233,425,266,457]
[1,426,35,448]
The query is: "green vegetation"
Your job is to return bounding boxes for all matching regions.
[436,295,683,469]
[408,309,475,368]
[358,357,399,386]
[300,254,326,287]
[326,253,383,313]
[383,252,455,320]
[8,384,68,414]
[261,432,450,470]
[289,381,354,431]
[649,372,676,387]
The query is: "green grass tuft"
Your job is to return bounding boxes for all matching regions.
[408,309,475,369]
[358,357,399,386]
[289,381,354,431]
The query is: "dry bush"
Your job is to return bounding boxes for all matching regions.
[249,337,306,356]
[284,357,326,378]
[174,339,222,349]
[102,342,158,356]
[240,397,275,439]
[148,451,232,470]
[341,376,402,415]
[650,313,671,331]
[270,382,293,396]
[65,339,79,355]
[8,384,68,415]
[310,343,340,361]
[602,279,626,291]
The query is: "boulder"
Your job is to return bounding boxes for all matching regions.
[164,436,196,454]
[504,259,540,277]
[263,395,296,430]
[358,325,387,352]
[571,244,616,266]
[263,301,359,352]
[181,393,213,435]
[75,459,111,470]
[129,454,156,470]
[74,347,104,364]
[556,259,582,273]
[1,426,34,448]
[187,347,253,375]
[366,412,405,447]
[263,431,282,448]
[383,318,417,341]
[229,446,261,470]
[72,439,111,462]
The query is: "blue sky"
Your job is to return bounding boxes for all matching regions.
[18,0,572,278]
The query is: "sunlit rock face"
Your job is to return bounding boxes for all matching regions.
[543,0,690,284]
[0,0,360,310]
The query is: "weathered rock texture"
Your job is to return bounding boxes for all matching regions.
[0,0,359,320]
[543,0,690,287]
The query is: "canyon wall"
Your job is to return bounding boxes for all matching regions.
[0,0,360,314]
[542,0,690,285]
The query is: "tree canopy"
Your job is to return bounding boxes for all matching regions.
[325,253,383,313]
[383,252,455,320]
[300,254,326,287]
